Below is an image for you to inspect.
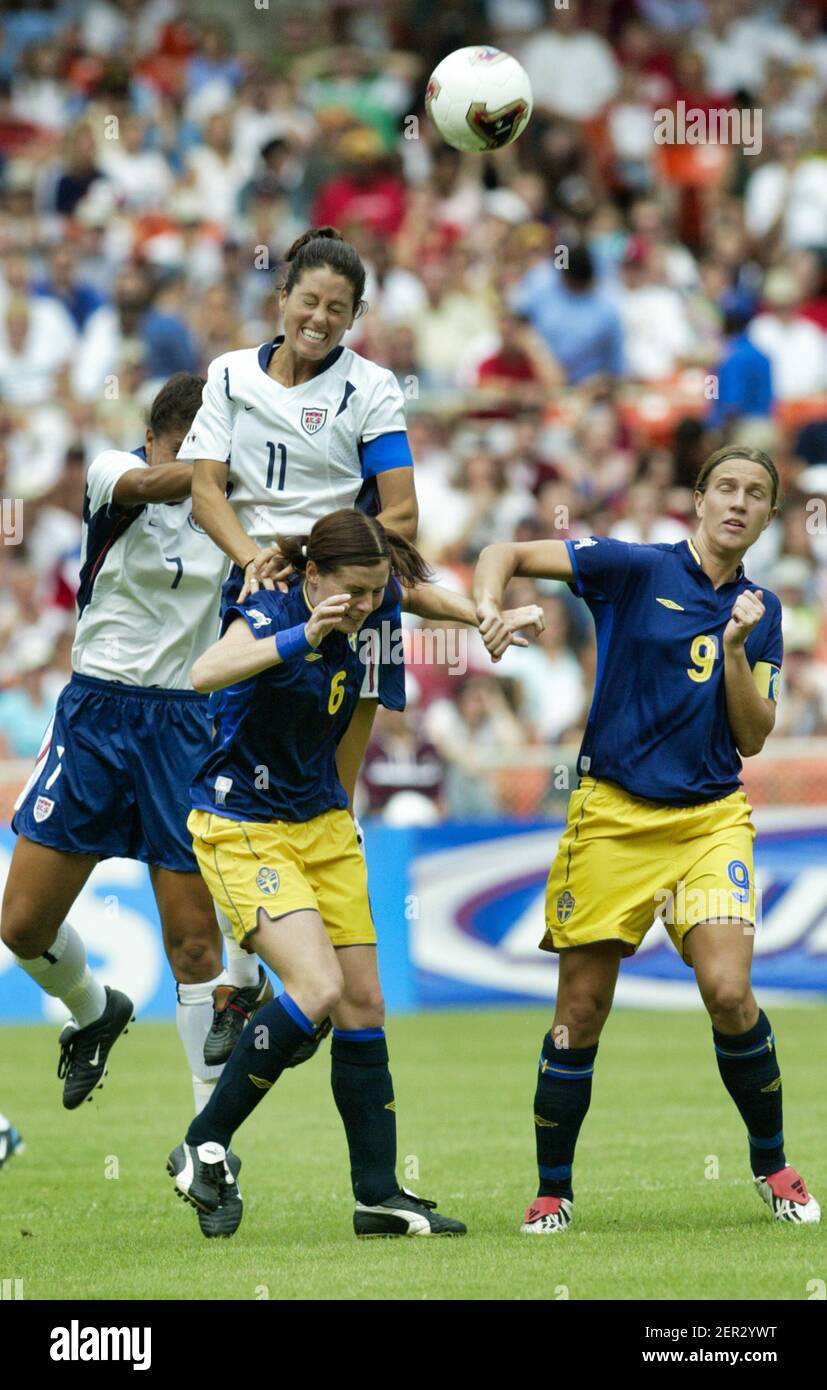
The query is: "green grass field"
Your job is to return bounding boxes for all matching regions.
[0,1007,824,1301]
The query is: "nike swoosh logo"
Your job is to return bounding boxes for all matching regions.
[90,1044,101,1067]
[244,405,254,411]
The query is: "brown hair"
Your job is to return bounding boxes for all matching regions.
[280,227,367,317]
[277,509,431,589]
[694,446,780,508]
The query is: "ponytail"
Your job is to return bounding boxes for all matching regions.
[276,510,431,587]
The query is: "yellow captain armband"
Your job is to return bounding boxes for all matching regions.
[752,661,780,701]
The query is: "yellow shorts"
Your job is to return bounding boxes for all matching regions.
[188,807,376,948]
[543,777,756,963]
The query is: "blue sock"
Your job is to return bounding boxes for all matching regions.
[330,1028,397,1206]
[713,1009,785,1178]
[186,993,316,1149]
[534,1034,598,1201]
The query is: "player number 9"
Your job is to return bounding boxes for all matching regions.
[328,670,347,715]
[687,634,718,684]
[727,859,750,903]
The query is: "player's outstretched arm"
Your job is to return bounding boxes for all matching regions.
[402,582,544,648]
[473,540,572,660]
[111,463,194,506]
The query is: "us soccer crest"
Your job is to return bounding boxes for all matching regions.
[301,407,327,435]
[256,867,280,895]
[33,796,54,823]
[556,889,575,923]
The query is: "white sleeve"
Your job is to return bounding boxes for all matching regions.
[176,356,235,462]
[358,367,408,443]
[86,450,148,513]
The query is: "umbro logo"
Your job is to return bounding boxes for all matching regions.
[305,652,322,661]
[656,597,685,611]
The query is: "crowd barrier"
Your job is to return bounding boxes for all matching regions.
[2,808,825,1021]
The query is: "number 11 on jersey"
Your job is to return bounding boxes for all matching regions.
[265,442,287,490]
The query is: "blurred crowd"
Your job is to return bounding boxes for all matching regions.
[1,0,827,820]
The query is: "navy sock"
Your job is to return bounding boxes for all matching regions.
[713,1009,785,1178]
[330,1028,397,1206]
[186,993,315,1148]
[534,1033,598,1201]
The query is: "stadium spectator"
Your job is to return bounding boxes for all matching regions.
[613,238,698,381]
[184,110,248,227]
[610,480,691,546]
[99,113,175,212]
[0,291,76,405]
[744,113,827,253]
[32,241,108,331]
[71,262,200,398]
[474,309,564,410]
[517,3,619,121]
[361,701,444,821]
[707,299,774,431]
[311,125,407,239]
[748,267,827,401]
[510,244,624,385]
[402,256,497,390]
[45,120,109,218]
[425,675,526,819]
[493,594,585,743]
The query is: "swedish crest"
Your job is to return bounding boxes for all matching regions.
[256,867,280,895]
[301,407,327,436]
[556,889,575,924]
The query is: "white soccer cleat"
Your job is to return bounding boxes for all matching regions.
[521,1195,573,1234]
[755,1166,821,1224]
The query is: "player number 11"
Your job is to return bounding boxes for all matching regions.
[265,441,288,491]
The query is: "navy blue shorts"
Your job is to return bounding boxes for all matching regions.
[221,565,406,711]
[12,673,212,872]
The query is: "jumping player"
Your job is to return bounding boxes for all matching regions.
[177,228,417,1038]
[473,445,820,1231]
[0,375,257,1233]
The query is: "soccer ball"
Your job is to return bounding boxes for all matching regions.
[425,46,533,154]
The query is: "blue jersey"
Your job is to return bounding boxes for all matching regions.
[565,536,783,806]
[191,576,401,823]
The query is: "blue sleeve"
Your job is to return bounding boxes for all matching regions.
[360,432,413,477]
[565,536,652,603]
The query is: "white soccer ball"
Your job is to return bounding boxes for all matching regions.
[425,46,533,154]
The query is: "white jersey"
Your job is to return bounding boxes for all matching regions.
[176,339,411,542]
[72,449,228,690]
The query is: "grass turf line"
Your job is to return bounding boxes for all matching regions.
[0,1006,823,1301]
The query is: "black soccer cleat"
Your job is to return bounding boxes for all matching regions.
[285,1014,332,1068]
[197,1149,243,1239]
[57,987,134,1110]
[166,1139,240,1228]
[203,967,274,1065]
[353,1188,467,1237]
